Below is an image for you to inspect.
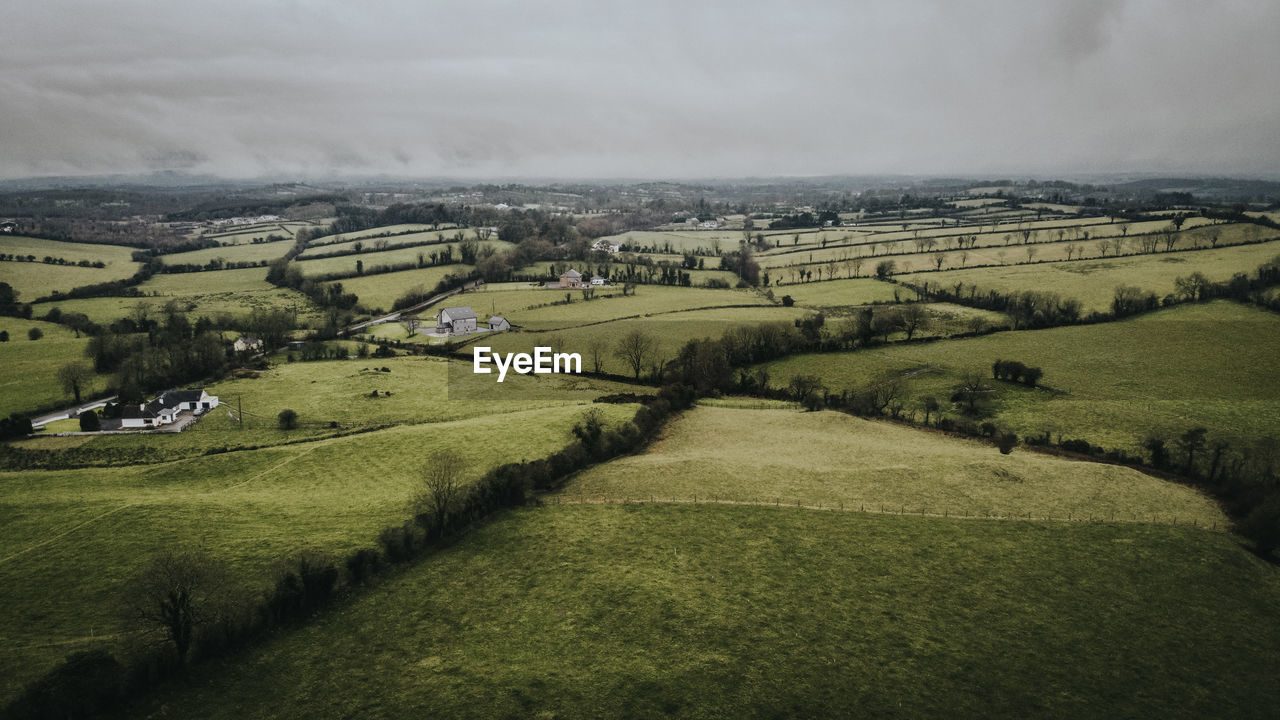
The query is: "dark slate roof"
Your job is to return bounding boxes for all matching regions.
[158,389,203,405]
[440,306,477,322]
[561,269,582,278]
[122,405,154,419]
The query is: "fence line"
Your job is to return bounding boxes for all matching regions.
[542,494,1223,531]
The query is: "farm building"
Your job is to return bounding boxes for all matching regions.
[0,220,16,233]
[559,269,584,288]
[592,239,620,254]
[437,306,478,334]
[590,275,609,286]
[488,316,510,331]
[233,336,263,353]
[120,389,219,429]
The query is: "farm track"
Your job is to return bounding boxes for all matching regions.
[542,494,1230,531]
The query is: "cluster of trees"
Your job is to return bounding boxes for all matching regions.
[991,359,1044,387]
[157,258,270,274]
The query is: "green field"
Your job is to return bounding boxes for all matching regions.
[762,301,1280,451]
[307,224,465,247]
[776,277,917,306]
[0,401,638,701]
[332,264,475,312]
[299,229,482,257]
[160,240,293,267]
[31,267,320,325]
[563,405,1224,523]
[293,240,512,278]
[463,305,812,377]
[900,240,1280,312]
[0,236,141,300]
[127,503,1280,719]
[515,260,743,288]
[0,318,102,417]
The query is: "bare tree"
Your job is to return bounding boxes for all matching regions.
[932,251,946,270]
[897,304,930,340]
[614,330,656,380]
[123,549,233,670]
[415,449,467,536]
[57,363,93,404]
[1025,246,1038,263]
[1096,239,1113,257]
[586,337,607,374]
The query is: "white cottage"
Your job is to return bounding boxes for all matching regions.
[120,389,219,429]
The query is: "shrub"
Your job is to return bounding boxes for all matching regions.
[1239,493,1280,557]
[27,327,43,341]
[998,433,1018,454]
[78,411,100,432]
[781,295,794,307]
[345,548,381,585]
[277,409,298,430]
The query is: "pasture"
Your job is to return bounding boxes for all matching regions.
[0,402,638,701]
[462,305,812,377]
[31,267,321,325]
[0,236,141,300]
[762,301,1280,451]
[332,264,475,312]
[0,318,100,417]
[159,240,293,267]
[129,503,1280,719]
[562,405,1225,523]
[307,224,465,247]
[776,277,916,306]
[292,240,512,278]
[900,239,1280,312]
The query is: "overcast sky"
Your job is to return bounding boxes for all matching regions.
[2,0,1277,181]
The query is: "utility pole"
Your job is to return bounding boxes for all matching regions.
[238,394,243,431]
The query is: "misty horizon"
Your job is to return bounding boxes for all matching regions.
[3,1,1278,181]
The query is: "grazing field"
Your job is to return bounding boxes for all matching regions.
[293,240,512,278]
[196,221,315,245]
[514,260,743,288]
[763,301,1280,450]
[463,305,812,377]
[300,229,482,256]
[32,355,644,461]
[130,503,1280,719]
[0,318,101,417]
[31,267,320,324]
[499,285,768,329]
[0,236,141,299]
[332,264,475,312]
[159,240,293,267]
[0,402,638,701]
[563,405,1225,523]
[307,224,465,247]
[900,239,1280,312]
[776,277,916,306]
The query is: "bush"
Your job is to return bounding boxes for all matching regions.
[27,327,42,341]
[998,433,1018,454]
[1240,493,1280,557]
[277,409,298,430]
[781,295,794,307]
[78,411,100,432]
[345,548,381,585]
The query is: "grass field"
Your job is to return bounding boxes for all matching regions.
[763,301,1280,451]
[29,355,644,461]
[293,240,513,278]
[160,240,293,267]
[776,277,917,306]
[332,264,475,312]
[562,405,1225,523]
[900,240,1280,312]
[307,224,468,247]
[30,267,321,325]
[514,260,743,288]
[126,503,1280,719]
[463,305,812,377]
[0,318,102,417]
[0,402,638,701]
[0,236,141,300]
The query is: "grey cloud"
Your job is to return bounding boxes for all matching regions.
[1,0,1277,180]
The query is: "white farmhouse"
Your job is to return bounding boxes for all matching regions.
[120,389,219,429]
[437,306,478,335]
[233,336,263,353]
[592,239,620,254]
[590,275,609,286]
